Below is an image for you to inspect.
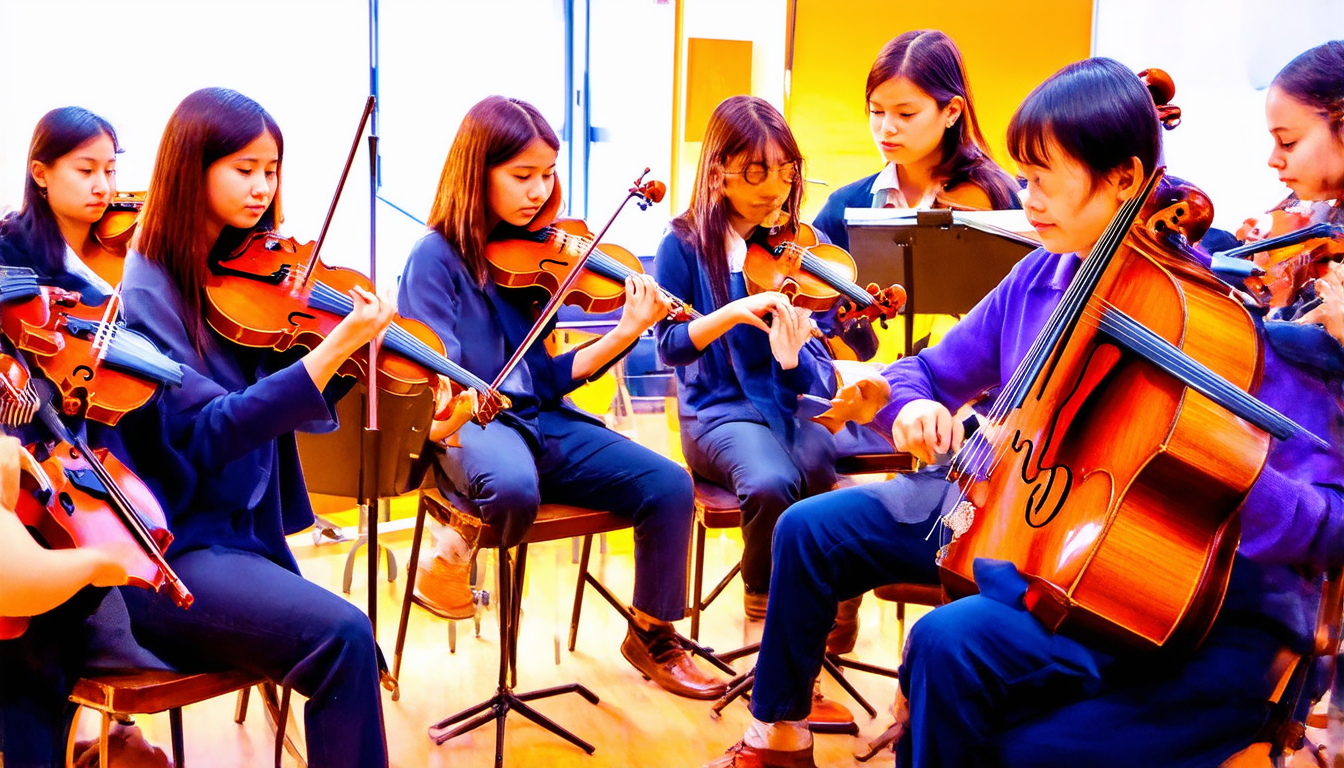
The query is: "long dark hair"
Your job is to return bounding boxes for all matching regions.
[427,96,562,285]
[672,95,805,309]
[1273,41,1344,132]
[1007,57,1161,188]
[0,107,120,277]
[134,87,283,348]
[866,31,1018,209]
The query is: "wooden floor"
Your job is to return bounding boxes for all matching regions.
[75,519,926,768]
[72,410,928,768]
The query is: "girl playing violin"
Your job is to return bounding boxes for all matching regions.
[654,95,843,624]
[114,87,395,768]
[0,106,119,302]
[882,57,1344,768]
[397,95,724,699]
[0,107,170,768]
[811,29,1020,252]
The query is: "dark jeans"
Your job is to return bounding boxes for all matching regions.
[439,407,694,621]
[683,419,836,593]
[749,470,950,722]
[900,593,1278,768]
[123,547,388,768]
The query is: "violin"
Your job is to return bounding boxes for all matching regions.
[743,219,906,325]
[1220,196,1344,308]
[88,190,145,284]
[204,231,509,423]
[0,360,192,640]
[0,284,183,425]
[486,218,700,321]
[938,170,1324,655]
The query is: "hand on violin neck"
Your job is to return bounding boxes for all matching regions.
[891,399,964,465]
[302,284,398,389]
[1299,270,1344,343]
[572,277,671,381]
[430,385,480,447]
[614,274,672,337]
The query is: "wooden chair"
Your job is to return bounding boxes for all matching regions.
[66,669,299,768]
[392,486,635,763]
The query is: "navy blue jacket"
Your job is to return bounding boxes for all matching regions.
[813,173,884,252]
[118,251,344,573]
[397,230,621,451]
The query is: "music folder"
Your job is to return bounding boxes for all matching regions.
[845,207,1040,355]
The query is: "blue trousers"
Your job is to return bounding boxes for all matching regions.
[683,420,836,593]
[439,407,693,622]
[123,547,388,768]
[749,470,951,722]
[900,594,1279,768]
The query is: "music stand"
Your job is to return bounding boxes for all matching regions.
[845,208,1039,356]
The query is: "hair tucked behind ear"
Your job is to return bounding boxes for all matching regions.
[134,87,283,350]
[427,96,561,286]
[866,31,1018,209]
[0,106,120,278]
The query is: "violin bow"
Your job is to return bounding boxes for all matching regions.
[488,169,665,392]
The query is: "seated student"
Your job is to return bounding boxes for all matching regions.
[0,106,168,768]
[889,54,1344,768]
[812,29,1020,252]
[655,95,849,625]
[809,26,1024,659]
[398,95,724,700]
[116,88,395,768]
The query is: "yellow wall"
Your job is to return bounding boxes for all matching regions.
[787,0,1093,221]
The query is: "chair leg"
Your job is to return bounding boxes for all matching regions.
[168,707,185,768]
[391,496,430,699]
[691,520,707,642]
[896,602,907,653]
[569,534,594,651]
[235,686,250,723]
[274,686,293,768]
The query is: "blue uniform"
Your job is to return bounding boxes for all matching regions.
[812,172,885,252]
[654,228,842,594]
[890,248,1344,768]
[397,230,692,622]
[0,235,168,768]
[116,250,388,768]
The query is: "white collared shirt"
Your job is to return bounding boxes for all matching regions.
[868,161,942,209]
[727,228,748,274]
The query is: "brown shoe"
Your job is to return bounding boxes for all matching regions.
[705,741,817,768]
[807,685,854,728]
[621,623,728,700]
[744,589,769,621]
[825,595,862,655]
[413,554,475,619]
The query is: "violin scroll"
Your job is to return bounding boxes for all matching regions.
[836,283,908,326]
[1144,178,1214,247]
[1138,68,1181,130]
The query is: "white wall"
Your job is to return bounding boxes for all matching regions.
[1093,0,1344,233]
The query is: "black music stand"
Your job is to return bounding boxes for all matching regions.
[296,384,435,594]
[846,208,1038,356]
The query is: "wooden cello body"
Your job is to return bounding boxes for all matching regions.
[940,173,1271,655]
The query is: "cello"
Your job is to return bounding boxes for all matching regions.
[937,170,1325,654]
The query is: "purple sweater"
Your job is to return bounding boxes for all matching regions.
[880,246,1344,649]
